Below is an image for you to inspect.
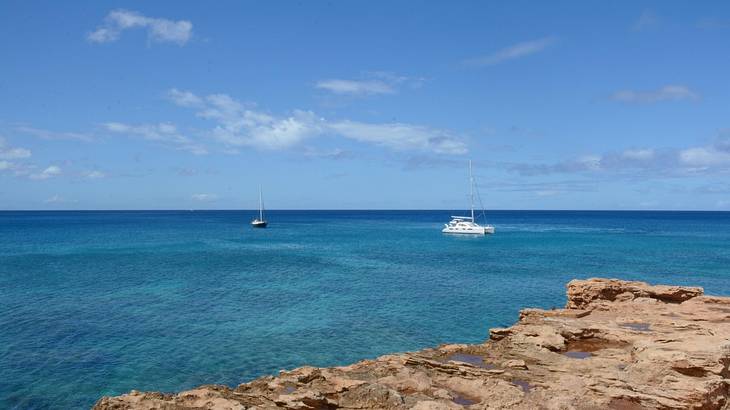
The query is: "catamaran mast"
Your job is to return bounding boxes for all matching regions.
[469,160,475,221]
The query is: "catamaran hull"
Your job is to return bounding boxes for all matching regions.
[442,226,495,235]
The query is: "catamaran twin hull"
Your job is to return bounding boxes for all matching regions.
[442,226,495,235]
[442,225,495,235]
[442,217,495,235]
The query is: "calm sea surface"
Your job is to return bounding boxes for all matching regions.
[2,210,729,409]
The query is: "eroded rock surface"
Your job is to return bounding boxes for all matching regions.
[94,278,730,409]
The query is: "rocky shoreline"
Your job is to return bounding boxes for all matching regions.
[94,278,730,409]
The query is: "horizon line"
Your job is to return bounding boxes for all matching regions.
[1,208,729,213]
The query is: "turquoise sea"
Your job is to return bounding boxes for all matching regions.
[2,210,730,409]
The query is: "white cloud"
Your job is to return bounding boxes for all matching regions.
[463,37,556,67]
[622,148,655,160]
[610,85,699,103]
[328,120,468,154]
[316,79,395,96]
[0,142,69,181]
[207,106,323,150]
[88,9,192,45]
[191,193,218,202]
[507,133,730,178]
[167,88,203,107]
[168,89,469,154]
[103,122,207,155]
[315,72,424,96]
[0,159,26,176]
[30,165,61,180]
[44,195,78,204]
[16,126,94,142]
[679,147,730,167]
[678,133,730,168]
[0,147,31,159]
[84,170,106,179]
[0,137,31,159]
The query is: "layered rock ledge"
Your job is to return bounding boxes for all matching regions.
[94,278,730,409]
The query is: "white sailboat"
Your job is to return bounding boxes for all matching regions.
[442,161,495,235]
[251,186,268,228]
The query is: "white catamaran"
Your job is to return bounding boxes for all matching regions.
[442,161,495,235]
[251,186,268,228]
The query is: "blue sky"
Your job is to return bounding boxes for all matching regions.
[1,1,730,210]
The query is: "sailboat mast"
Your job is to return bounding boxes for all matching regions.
[258,186,263,220]
[469,160,475,221]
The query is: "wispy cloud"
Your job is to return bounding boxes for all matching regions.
[167,89,468,154]
[0,137,31,159]
[30,165,62,180]
[462,37,556,67]
[328,120,467,154]
[315,72,424,96]
[3,161,83,181]
[621,148,655,161]
[536,190,560,197]
[0,136,109,181]
[88,9,193,45]
[0,137,34,178]
[191,193,218,202]
[632,10,660,31]
[84,170,106,179]
[103,122,207,155]
[174,167,217,177]
[302,147,351,159]
[316,79,394,96]
[610,85,699,103]
[697,18,730,30]
[507,155,603,176]
[506,132,730,178]
[44,195,76,204]
[487,180,597,194]
[16,126,94,142]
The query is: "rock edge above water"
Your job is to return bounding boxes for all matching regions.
[94,278,730,409]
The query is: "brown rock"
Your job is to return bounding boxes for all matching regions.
[94,278,729,409]
[566,278,703,309]
[488,327,512,341]
[503,359,528,370]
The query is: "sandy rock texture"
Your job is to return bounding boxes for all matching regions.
[94,278,730,409]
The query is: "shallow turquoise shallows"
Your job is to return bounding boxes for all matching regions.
[2,210,730,409]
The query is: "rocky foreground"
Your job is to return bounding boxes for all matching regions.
[95,278,730,409]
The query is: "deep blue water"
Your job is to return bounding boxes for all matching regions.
[1,210,729,409]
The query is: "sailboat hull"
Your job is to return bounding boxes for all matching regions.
[251,186,267,228]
